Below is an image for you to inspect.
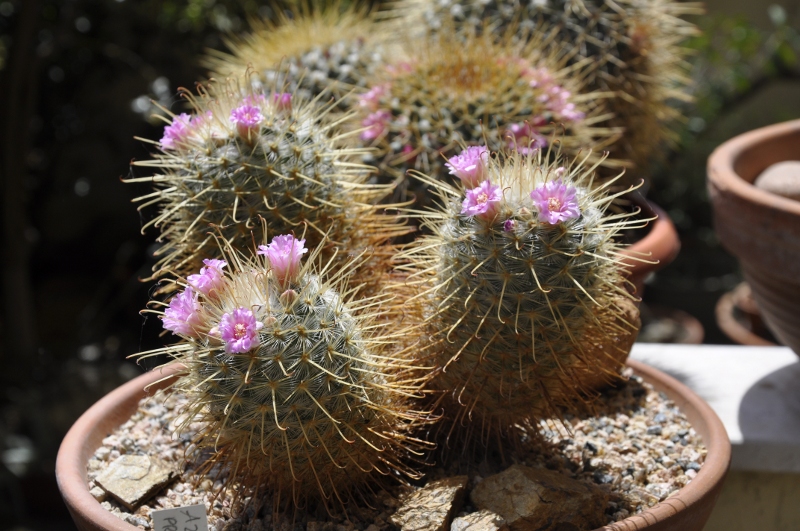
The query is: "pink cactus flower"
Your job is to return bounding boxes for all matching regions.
[445,146,489,188]
[187,259,227,298]
[462,180,503,219]
[219,307,264,354]
[272,92,292,112]
[360,110,391,141]
[160,113,192,150]
[257,234,308,287]
[230,104,264,139]
[506,123,547,155]
[162,288,202,337]
[530,180,581,224]
[504,219,516,232]
[358,84,390,111]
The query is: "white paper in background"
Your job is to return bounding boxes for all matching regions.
[152,503,209,531]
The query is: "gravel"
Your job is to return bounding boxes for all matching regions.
[87,369,706,529]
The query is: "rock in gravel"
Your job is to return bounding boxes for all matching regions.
[754,161,800,201]
[451,510,507,531]
[94,455,177,510]
[390,476,469,531]
[470,465,609,531]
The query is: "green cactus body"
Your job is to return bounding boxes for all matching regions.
[204,4,393,104]
[353,28,621,206]
[400,149,640,433]
[390,0,700,180]
[128,77,408,290]
[151,244,429,507]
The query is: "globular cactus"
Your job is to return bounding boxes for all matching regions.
[127,76,408,292]
[399,146,640,438]
[149,234,430,508]
[389,0,701,181]
[204,3,393,104]
[352,28,621,205]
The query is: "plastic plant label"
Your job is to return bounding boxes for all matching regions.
[152,504,209,531]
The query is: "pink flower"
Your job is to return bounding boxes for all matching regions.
[530,180,581,224]
[219,307,264,354]
[445,146,489,188]
[506,123,547,155]
[358,84,390,111]
[162,288,202,337]
[160,113,192,150]
[504,219,516,232]
[360,110,391,141]
[272,92,292,112]
[257,234,308,288]
[462,180,503,219]
[187,259,227,298]
[230,104,264,139]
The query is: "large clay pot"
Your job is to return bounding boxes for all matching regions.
[56,361,729,531]
[707,119,800,355]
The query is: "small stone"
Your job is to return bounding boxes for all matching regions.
[90,486,107,501]
[754,161,800,201]
[94,455,177,510]
[646,426,662,436]
[686,461,701,472]
[96,446,111,461]
[471,465,609,531]
[125,514,150,529]
[450,510,507,531]
[390,476,469,531]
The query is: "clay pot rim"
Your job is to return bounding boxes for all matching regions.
[620,193,681,283]
[57,361,730,531]
[707,118,800,216]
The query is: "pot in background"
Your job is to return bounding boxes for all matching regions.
[707,119,800,355]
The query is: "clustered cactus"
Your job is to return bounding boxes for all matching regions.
[389,0,701,181]
[398,147,640,438]
[205,3,393,104]
[121,0,698,518]
[149,234,430,507]
[353,28,621,203]
[128,76,407,292]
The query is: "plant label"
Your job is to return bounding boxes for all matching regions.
[152,504,208,531]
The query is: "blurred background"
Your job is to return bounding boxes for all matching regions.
[0,0,798,528]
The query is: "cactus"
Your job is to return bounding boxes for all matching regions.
[204,2,393,104]
[387,0,701,181]
[398,146,641,437]
[127,76,408,292]
[148,234,430,508]
[352,28,621,206]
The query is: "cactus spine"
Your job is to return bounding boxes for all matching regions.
[128,76,408,291]
[149,235,430,508]
[400,147,640,436]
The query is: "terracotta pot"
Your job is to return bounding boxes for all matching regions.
[707,119,800,354]
[620,193,681,298]
[715,282,778,347]
[56,361,729,531]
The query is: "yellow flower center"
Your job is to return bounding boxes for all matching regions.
[548,197,562,211]
[477,192,489,204]
[233,323,247,339]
